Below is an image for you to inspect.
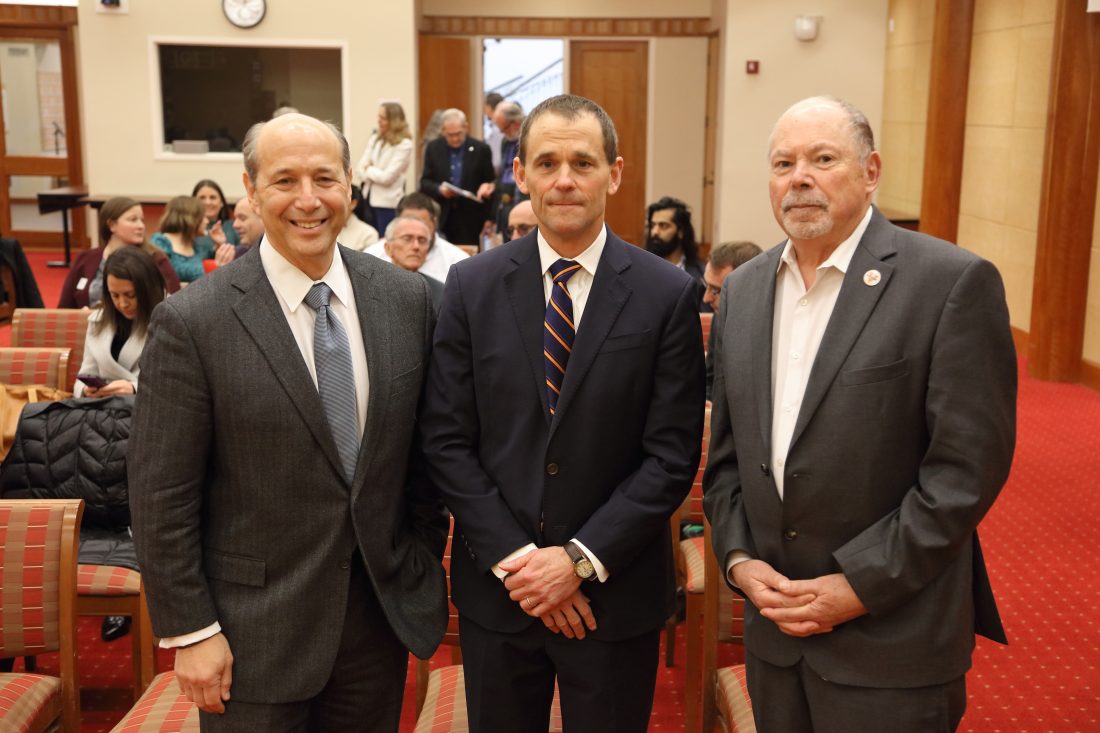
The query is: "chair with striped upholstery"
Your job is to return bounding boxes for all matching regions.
[0,347,72,393]
[10,309,91,392]
[108,671,198,733]
[0,498,83,733]
[414,519,564,732]
[702,518,754,733]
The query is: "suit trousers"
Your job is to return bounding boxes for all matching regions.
[199,553,407,733]
[458,614,660,733]
[745,650,967,733]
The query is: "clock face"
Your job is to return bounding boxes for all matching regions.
[223,0,266,29]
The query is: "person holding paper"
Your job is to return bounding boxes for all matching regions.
[419,108,495,247]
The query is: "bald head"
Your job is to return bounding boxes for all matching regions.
[242,113,351,184]
[770,96,875,166]
[506,200,537,241]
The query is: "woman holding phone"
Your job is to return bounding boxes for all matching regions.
[74,246,166,398]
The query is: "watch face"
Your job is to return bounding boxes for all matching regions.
[223,0,265,28]
[576,558,595,579]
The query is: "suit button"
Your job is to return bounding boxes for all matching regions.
[339,558,351,570]
[783,529,798,541]
[760,463,771,477]
[546,463,559,476]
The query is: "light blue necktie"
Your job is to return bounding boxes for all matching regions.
[304,282,359,483]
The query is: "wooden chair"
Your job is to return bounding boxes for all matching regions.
[0,347,72,392]
[77,564,158,701]
[414,519,563,732]
[702,518,754,733]
[107,671,199,732]
[0,259,18,323]
[0,498,83,733]
[700,312,713,352]
[10,309,91,392]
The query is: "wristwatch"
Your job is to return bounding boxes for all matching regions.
[564,541,596,581]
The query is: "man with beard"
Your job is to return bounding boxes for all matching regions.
[645,196,707,310]
[703,95,1015,732]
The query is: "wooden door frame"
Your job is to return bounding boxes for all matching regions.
[419,15,718,249]
[0,6,85,250]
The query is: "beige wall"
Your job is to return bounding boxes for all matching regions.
[76,0,417,203]
[647,37,707,224]
[876,0,932,218]
[1085,186,1100,364]
[420,0,712,18]
[713,0,889,249]
[956,0,1055,331]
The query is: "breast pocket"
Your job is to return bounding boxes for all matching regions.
[599,330,650,354]
[839,357,910,387]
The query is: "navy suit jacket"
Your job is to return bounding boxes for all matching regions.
[420,136,495,246]
[420,229,706,640]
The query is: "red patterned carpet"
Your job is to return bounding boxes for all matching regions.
[4,252,1099,731]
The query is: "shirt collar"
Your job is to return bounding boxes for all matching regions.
[259,235,352,313]
[537,224,607,278]
[778,205,873,276]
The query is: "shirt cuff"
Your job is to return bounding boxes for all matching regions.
[158,622,222,649]
[725,550,752,587]
[492,543,538,581]
[570,538,609,583]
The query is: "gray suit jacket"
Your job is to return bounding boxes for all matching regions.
[704,208,1016,688]
[129,245,448,703]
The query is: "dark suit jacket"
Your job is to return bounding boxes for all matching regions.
[420,136,495,246]
[420,229,706,641]
[704,208,1016,688]
[129,245,448,703]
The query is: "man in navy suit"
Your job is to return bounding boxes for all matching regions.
[419,108,495,246]
[420,94,705,732]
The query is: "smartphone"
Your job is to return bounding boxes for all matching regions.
[77,373,109,389]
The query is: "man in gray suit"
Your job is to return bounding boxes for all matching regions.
[704,96,1016,731]
[130,113,448,732]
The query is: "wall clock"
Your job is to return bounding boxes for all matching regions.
[223,0,266,29]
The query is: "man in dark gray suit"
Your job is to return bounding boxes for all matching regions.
[704,96,1016,732]
[130,113,448,732]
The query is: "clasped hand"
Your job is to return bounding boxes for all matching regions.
[500,547,597,640]
[175,633,233,714]
[731,560,867,637]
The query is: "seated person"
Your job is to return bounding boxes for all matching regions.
[74,246,166,398]
[702,240,761,399]
[59,196,179,308]
[504,199,537,243]
[151,196,215,284]
[213,198,265,266]
[366,192,468,283]
[339,184,381,251]
[381,215,445,312]
[193,178,240,247]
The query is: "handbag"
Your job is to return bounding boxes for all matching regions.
[0,383,72,459]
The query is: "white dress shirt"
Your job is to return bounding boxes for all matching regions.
[160,237,371,648]
[492,226,610,583]
[726,207,872,579]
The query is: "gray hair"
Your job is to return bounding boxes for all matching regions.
[384,214,431,242]
[496,101,524,126]
[242,115,351,184]
[770,95,876,165]
[439,108,468,127]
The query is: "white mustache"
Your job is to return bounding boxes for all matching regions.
[782,193,828,212]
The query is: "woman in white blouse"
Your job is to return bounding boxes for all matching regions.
[74,247,166,398]
[354,101,414,233]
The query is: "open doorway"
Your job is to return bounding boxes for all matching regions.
[482,38,563,136]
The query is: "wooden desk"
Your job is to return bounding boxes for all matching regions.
[37,185,89,267]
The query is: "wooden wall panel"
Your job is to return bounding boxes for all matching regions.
[417,36,474,141]
[421,16,711,37]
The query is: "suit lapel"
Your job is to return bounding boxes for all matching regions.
[788,213,897,452]
[751,249,782,453]
[230,252,347,482]
[344,250,386,500]
[549,234,632,439]
[504,235,553,425]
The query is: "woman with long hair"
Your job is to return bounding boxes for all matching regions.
[58,196,180,308]
[73,246,166,397]
[192,178,241,248]
[354,101,414,233]
[151,196,215,284]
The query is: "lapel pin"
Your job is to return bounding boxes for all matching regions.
[863,269,881,287]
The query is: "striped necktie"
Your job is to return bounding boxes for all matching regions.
[545,259,581,416]
[304,282,359,483]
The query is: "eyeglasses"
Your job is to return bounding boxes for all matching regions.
[508,223,535,237]
[393,234,430,246]
[704,283,722,298]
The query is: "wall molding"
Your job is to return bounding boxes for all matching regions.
[420,16,713,37]
[0,5,76,27]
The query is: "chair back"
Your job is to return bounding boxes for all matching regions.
[10,309,90,391]
[0,499,82,732]
[700,312,713,353]
[0,347,72,392]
